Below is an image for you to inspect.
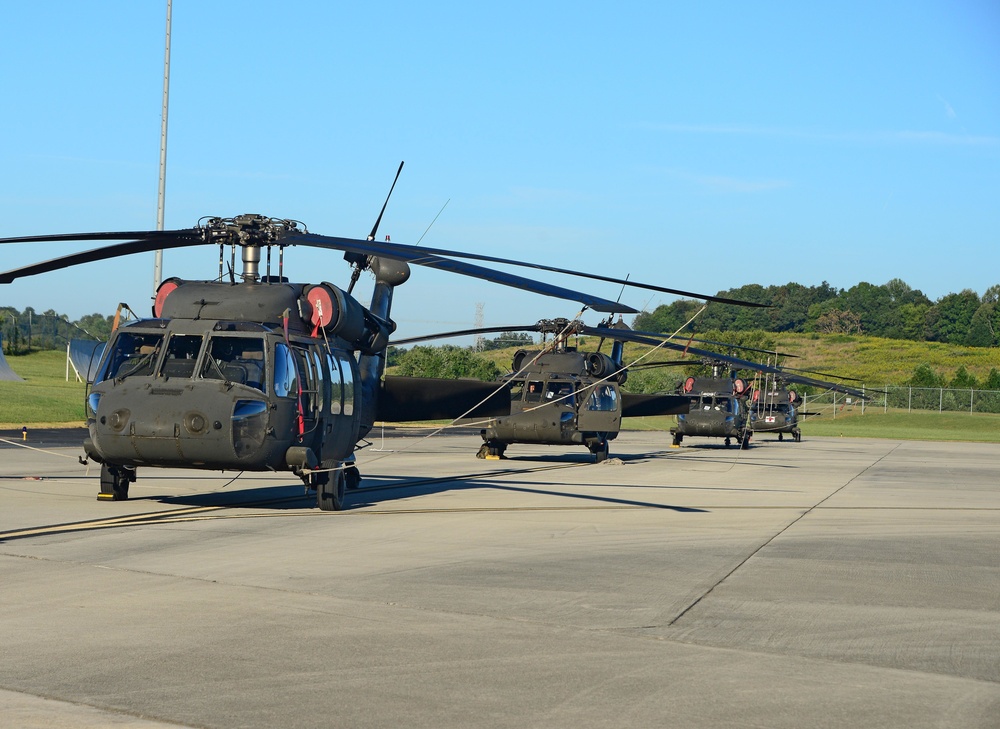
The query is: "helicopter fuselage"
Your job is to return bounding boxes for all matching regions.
[82,275,396,508]
[477,349,622,461]
[749,389,801,441]
[85,318,360,474]
[670,376,752,448]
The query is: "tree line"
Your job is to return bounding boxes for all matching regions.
[633,279,1000,347]
[1,307,114,354]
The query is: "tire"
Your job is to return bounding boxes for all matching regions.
[478,441,506,459]
[316,469,347,511]
[99,464,131,501]
[345,465,361,491]
[591,440,609,463]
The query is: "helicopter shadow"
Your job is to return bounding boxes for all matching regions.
[153,483,313,510]
[351,454,709,513]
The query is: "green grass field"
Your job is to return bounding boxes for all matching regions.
[1,349,88,426]
[3,348,999,442]
[622,410,1000,443]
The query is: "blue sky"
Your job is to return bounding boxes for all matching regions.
[2,1,998,341]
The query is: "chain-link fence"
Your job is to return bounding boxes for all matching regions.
[807,386,1000,415]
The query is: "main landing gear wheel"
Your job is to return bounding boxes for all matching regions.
[793,430,802,443]
[671,433,683,447]
[345,464,361,491]
[724,437,731,447]
[477,442,506,459]
[778,433,784,442]
[315,469,347,511]
[98,464,133,501]
[740,433,751,449]
[589,440,609,463]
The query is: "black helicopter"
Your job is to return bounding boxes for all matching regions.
[0,170,767,508]
[748,365,869,442]
[389,317,772,461]
[392,318,687,462]
[671,369,755,448]
[748,384,803,442]
[598,331,869,449]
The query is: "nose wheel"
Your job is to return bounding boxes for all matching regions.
[589,439,610,463]
[313,468,347,511]
[477,441,507,459]
[98,464,134,501]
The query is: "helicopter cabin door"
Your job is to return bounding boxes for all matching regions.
[288,344,321,447]
[321,349,359,461]
[577,382,620,433]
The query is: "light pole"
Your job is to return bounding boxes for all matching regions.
[153,0,172,293]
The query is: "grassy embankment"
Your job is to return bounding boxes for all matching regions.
[1,349,88,426]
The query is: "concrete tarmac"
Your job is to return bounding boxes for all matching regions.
[1,430,998,728]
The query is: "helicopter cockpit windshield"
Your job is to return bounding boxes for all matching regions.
[691,395,736,413]
[545,381,575,406]
[97,332,165,382]
[200,336,267,392]
[159,334,203,379]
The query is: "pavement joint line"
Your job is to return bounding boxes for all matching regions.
[667,441,905,627]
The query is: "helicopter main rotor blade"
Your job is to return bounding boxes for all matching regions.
[778,365,864,382]
[0,230,196,245]
[0,231,204,284]
[665,334,799,359]
[593,325,869,397]
[391,324,542,347]
[770,371,870,398]
[625,360,693,370]
[287,232,767,309]
[288,233,636,314]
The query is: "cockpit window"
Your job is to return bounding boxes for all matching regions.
[201,336,266,392]
[546,381,575,406]
[159,334,204,379]
[273,342,297,398]
[97,332,165,382]
[587,384,618,411]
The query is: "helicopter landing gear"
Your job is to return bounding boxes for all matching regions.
[778,433,784,442]
[477,441,506,459]
[98,464,133,501]
[792,429,802,443]
[724,437,731,447]
[740,432,751,449]
[588,439,609,463]
[671,433,683,447]
[345,464,361,490]
[314,468,347,512]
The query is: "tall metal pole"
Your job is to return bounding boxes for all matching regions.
[153,0,172,292]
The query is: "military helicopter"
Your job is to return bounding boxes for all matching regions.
[599,331,868,449]
[616,336,785,448]
[748,366,868,442]
[671,369,755,448]
[0,168,768,507]
[389,317,770,461]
